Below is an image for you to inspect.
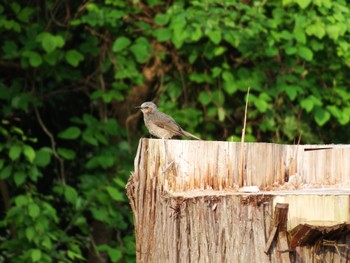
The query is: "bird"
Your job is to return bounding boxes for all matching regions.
[136,101,201,140]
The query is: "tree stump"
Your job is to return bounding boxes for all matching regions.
[126,139,350,263]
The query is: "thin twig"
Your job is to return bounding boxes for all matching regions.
[239,87,250,187]
[89,233,106,262]
[34,107,66,184]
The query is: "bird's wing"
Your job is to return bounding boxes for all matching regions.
[152,112,184,136]
[152,112,201,139]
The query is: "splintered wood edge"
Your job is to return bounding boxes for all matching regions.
[167,188,350,199]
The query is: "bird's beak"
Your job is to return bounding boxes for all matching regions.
[135,106,142,109]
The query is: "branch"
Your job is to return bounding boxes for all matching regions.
[34,107,66,185]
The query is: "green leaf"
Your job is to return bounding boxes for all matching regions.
[98,245,122,263]
[43,51,59,65]
[17,7,34,23]
[153,28,172,42]
[28,203,40,219]
[199,91,211,106]
[213,46,226,56]
[250,93,271,113]
[65,50,84,67]
[300,98,314,112]
[31,249,42,262]
[91,207,109,221]
[106,186,124,201]
[284,85,299,101]
[57,148,76,160]
[97,155,114,169]
[34,147,52,167]
[326,105,349,125]
[154,13,169,25]
[2,41,18,59]
[207,30,222,44]
[95,132,108,145]
[109,90,124,101]
[296,0,311,9]
[58,126,81,140]
[14,171,26,186]
[301,95,322,112]
[130,42,149,63]
[189,73,213,83]
[297,46,313,61]
[113,177,126,188]
[22,51,43,67]
[82,130,98,146]
[64,186,78,204]
[25,227,35,241]
[73,216,87,227]
[170,13,187,48]
[265,47,278,57]
[282,0,294,5]
[11,92,35,111]
[41,236,53,250]
[23,145,36,163]
[36,32,65,53]
[15,195,28,206]
[315,108,330,126]
[306,23,325,39]
[254,98,269,112]
[211,67,222,78]
[108,248,122,262]
[28,166,41,181]
[217,107,225,122]
[222,71,236,95]
[112,37,131,52]
[104,119,119,135]
[0,165,12,179]
[9,144,22,161]
[293,28,306,44]
[212,90,225,105]
[326,24,343,41]
[191,25,203,41]
[67,250,85,260]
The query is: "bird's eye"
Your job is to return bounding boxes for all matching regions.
[144,106,149,109]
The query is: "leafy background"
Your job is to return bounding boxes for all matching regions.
[1,0,350,262]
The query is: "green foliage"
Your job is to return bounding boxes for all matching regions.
[149,0,350,143]
[0,1,136,262]
[1,0,350,262]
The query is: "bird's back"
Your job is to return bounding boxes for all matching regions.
[144,111,181,138]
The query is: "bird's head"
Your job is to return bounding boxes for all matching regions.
[136,101,158,114]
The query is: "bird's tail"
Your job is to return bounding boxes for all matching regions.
[182,130,201,140]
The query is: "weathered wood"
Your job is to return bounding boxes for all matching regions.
[265,203,289,257]
[126,139,350,263]
[274,203,289,229]
[273,193,349,229]
[277,231,290,262]
[271,203,291,263]
[265,226,278,254]
[129,139,350,193]
[289,223,350,248]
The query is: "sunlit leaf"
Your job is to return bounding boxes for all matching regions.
[315,108,330,126]
[9,144,22,161]
[112,37,131,52]
[58,126,81,140]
